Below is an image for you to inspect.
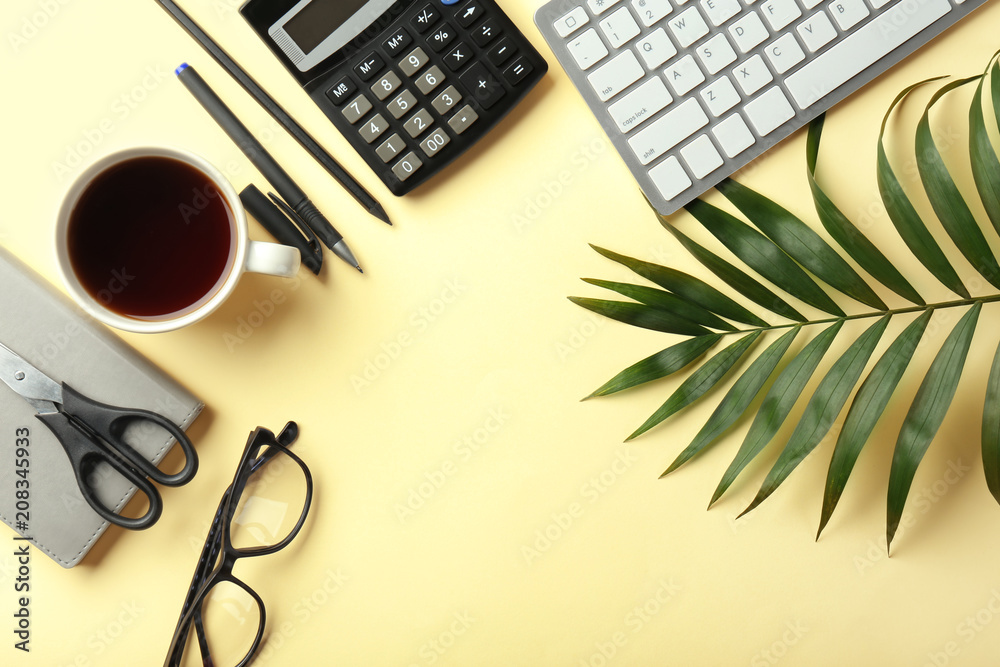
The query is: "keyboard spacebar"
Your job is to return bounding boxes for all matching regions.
[785,0,951,109]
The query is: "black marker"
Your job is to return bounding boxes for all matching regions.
[176,63,362,272]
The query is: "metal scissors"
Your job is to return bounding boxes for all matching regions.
[0,342,198,530]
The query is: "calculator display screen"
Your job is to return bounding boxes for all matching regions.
[283,0,367,54]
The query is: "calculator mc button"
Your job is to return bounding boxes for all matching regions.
[326,76,357,106]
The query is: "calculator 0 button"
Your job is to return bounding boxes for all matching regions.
[455,0,485,28]
[359,113,389,143]
[447,104,480,134]
[432,86,463,114]
[354,53,385,81]
[445,43,473,71]
[415,66,446,95]
[420,128,452,157]
[487,37,516,66]
[392,152,424,181]
[388,90,418,118]
[342,94,373,124]
[428,22,457,52]
[502,57,534,86]
[376,134,407,163]
[471,18,501,47]
[404,109,434,138]
[554,7,589,38]
[411,4,441,33]
[399,47,430,77]
[384,28,412,57]
[326,77,357,106]
[371,72,403,100]
[460,62,505,109]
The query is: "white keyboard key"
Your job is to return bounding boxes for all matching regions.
[869,0,893,8]
[631,0,673,26]
[668,7,710,48]
[732,54,772,95]
[648,156,693,200]
[569,29,610,71]
[588,50,645,101]
[608,77,673,132]
[786,0,951,109]
[600,7,642,48]
[588,0,625,16]
[665,54,706,95]
[636,28,678,69]
[712,113,755,157]
[628,98,709,164]
[801,0,824,8]
[554,7,589,37]
[696,33,737,75]
[764,33,805,74]
[700,0,742,26]
[744,86,795,135]
[796,12,837,52]
[830,0,870,30]
[759,0,802,31]
[681,134,724,178]
[728,13,768,53]
[700,75,740,116]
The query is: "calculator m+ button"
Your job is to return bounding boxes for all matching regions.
[411,4,442,33]
[384,28,413,57]
[460,62,505,109]
[455,1,486,28]
[354,53,385,81]
[399,47,430,77]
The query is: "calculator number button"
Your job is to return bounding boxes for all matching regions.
[326,77,357,106]
[415,66,446,95]
[553,7,589,37]
[354,53,385,81]
[472,18,501,47]
[384,28,412,57]
[342,94,373,124]
[429,22,457,52]
[399,47,430,77]
[371,72,402,100]
[420,128,451,157]
[432,86,463,114]
[404,109,434,138]
[460,62,506,109]
[388,90,418,118]
[376,134,407,163]
[455,0,485,28]
[445,43,473,71]
[503,57,533,86]
[487,37,516,67]
[359,113,389,143]
[411,4,441,33]
[448,105,479,134]
[392,152,423,181]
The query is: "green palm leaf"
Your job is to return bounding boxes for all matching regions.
[969,59,1000,237]
[983,337,1000,505]
[582,279,737,331]
[567,297,710,337]
[586,334,722,399]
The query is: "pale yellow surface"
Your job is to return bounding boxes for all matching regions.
[4,0,1000,665]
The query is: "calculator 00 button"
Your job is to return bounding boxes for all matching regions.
[376,134,407,163]
[326,77,357,106]
[415,66,446,95]
[420,128,452,157]
[455,0,485,28]
[460,62,505,109]
[447,105,479,134]
[359,113,389,143]
[371,71,402,101]
[428,22,457,52]
[404,109,434,138]
[388,90,418,118]
[487,37,516,66]
[471,18,501,46]
[445,43,473,72]
[342,94,373,124]
[411,4,441,33]
[502,57,533,86]
[392,152,424,181]
[384,28,412,57]
[432,86,463,114]
[354,53,385,81]
[399,47,430,77]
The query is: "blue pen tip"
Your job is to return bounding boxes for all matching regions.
[175,63,189,76]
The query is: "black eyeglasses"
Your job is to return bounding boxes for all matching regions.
[164,422,313,667]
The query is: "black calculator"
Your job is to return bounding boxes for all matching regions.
[240,0,547,196]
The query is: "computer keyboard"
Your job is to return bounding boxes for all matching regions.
[535,0,990,215]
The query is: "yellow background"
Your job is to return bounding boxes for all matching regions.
[4,0,1000,664]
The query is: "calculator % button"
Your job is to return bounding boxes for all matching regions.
[429,22,457,52]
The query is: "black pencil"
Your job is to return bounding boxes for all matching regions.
[154,0,393,226]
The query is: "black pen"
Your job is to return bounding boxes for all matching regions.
[176,63,362,272]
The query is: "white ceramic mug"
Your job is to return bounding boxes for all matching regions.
[55,146,300,333]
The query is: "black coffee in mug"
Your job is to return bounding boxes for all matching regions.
[67,156,234,319]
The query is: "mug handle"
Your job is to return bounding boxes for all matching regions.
[245,241,301,278]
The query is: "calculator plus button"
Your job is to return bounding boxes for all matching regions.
[455,0,485,28]
[354,53,385,81]
[487,37,516,67]
[432,85,463,114]
[411,4,441,33]
[447,104,479,134]
[428,22,457,52]
[404,108,434,137]
[325,77,357,106]
[419,128,452,157]
[444,43,473,71]
[383,28,413,57]
[371,72,403,100]
[502,57,533,86]
[392,152,423,181]
[553,7,590,38]
[359,113,389,143]
[341,94,373,124]
[376,134,406,163]
[415,65,446,95]
[471,18,501,47]
[388,89,418,118]
[399,47,430,77]
[460,62,505,109]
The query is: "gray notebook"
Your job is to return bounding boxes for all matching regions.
[0,246,204,567]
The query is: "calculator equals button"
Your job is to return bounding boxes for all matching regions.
[503,57,533,85]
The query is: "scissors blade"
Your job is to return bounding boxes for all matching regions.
[0,342,64,412]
